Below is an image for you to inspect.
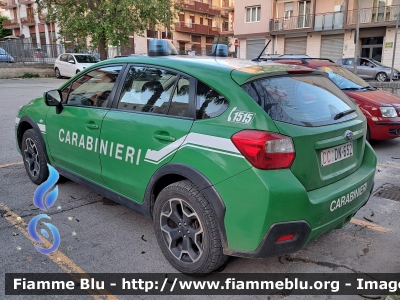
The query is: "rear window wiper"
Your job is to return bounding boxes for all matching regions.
[340,87,362,91]
[334,109,357,120]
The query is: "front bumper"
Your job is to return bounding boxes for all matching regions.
[370,119,400,140]
[217,142,377,257]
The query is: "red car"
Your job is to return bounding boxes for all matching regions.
[259,58,400,141]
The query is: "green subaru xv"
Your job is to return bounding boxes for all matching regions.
[15,41,376,274]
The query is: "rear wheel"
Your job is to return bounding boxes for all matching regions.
[21,129,49,185]
[55,68,61,79]
[153,180,227,274]
[376,72,388,82]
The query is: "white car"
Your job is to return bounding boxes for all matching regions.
[54,53,99,78]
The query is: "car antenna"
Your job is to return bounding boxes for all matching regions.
[254,39,271,62]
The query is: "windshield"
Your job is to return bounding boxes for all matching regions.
[242,75,357,127]
[0,48,7,55]
[318,66,370,90]
[370,59,385,67]
[74,55,99,63]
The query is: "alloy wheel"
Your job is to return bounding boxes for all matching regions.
[24,138,40,178]
[159,198,204,263]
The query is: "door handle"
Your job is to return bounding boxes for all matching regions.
[153,134,176,142]
[85,124,99,129]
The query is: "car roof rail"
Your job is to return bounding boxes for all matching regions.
[257,57,335,64]
[257,57,310,64]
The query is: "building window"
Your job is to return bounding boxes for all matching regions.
[246,6,260,23]
[284,2,293,20]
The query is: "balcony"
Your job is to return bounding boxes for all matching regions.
[314,12,344,31]
[270,15,313,32]
[21,17,36,26]
[2,19,19,29]
[175,0,221,16]
[2,0,17,9]
[347,5,400,27]
[19,0,35,4]
[39,13,48,22]
[221,0,234,12]
[174,21,220,35]
[221,21,234,34]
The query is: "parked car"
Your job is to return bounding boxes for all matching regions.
[257,57,400,140]
[16,40,376,274]
[337,57,399,82]
[54,53,100,78]
[33,47,47,58]
[0,47,15,63]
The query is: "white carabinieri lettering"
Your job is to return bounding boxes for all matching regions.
[58,129,141,165]
[330,183,368,212]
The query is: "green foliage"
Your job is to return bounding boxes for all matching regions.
[17,73,40,78]
[0,16,13,40]
[36,0,179,59]
[212,36,231,47]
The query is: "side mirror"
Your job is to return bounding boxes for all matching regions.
[45,90,63,114]
[371,65,375,68]
[68,59,75,64]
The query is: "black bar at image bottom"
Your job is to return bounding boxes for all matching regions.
[5,273,400,295]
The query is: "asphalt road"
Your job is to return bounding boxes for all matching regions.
[1,78,400,300]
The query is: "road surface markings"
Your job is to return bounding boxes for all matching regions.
[0,202,118,300]
[351,218,391,233]
[0,162,23,169]
[378,163,400,170]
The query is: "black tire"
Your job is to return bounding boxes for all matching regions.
[153,180,227,274]
[376,72,388,82]
[366,126,371,142]
[55,68,61,79]
[21,129,49,185]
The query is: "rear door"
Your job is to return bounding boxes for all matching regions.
[242,74,365,191]
[99,65,194,202]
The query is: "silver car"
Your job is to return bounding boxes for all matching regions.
[337,57,399,82]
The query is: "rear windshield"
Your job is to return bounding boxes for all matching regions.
[242,75,357,127]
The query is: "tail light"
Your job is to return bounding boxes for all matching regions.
[231,130,295,170]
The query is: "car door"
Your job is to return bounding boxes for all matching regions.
[99,65,195,202]
[65,54,76,77]
[45,65,124,183]
[358,59,374,79]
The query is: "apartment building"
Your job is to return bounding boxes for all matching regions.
[235,0,400,69]
[132,0,238,55]
[0,0,56,46]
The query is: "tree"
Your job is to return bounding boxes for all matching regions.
[212,36,231,47]
[0,16,12,40]
[37,0,179,60]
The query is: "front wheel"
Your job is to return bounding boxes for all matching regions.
[55,68,61,79]
[153,180,227,274]
[21,129,49,185]
[376,72,388,82]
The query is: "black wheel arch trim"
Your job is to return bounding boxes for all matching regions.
[17,116,50,164]
[144,163,228,248]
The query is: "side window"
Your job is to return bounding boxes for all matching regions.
[118,66,178,114]
[63,65,122,107]
[168,76,190,117]
[196,81,229,119]
[67,55,74,63]
[346,59,354,66]
[60,54,68,62]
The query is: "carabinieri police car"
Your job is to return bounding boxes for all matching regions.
[15,40,376,274]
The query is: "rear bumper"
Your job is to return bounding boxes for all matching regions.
[219,142,377,258]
